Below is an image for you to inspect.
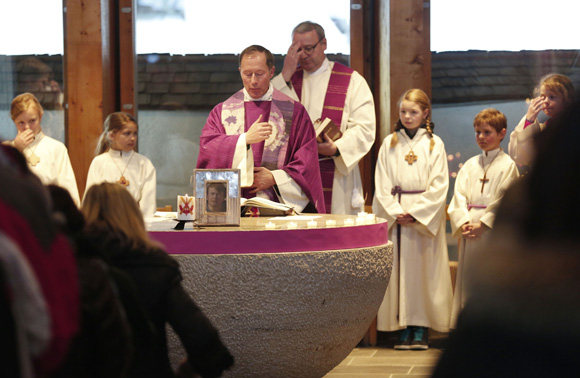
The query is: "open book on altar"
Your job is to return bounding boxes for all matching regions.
[241,197,296,216]
[314,117,342,143]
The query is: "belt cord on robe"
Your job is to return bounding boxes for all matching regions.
[391,185,425,319]
[467,204,487,211]
[291,62,353,213]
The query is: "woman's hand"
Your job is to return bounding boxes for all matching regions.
[525,96,547,123]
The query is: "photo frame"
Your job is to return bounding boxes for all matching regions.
[193,169,241,226]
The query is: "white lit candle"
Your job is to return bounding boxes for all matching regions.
[356,217,366,225]
[365,213,376,224]
[177,194,194,221]
[357,211,368,218]
[307,219,317,228]
[265,221,276,229]
[287,221,298,229]
[344,218,355,226]
[325,219,337,227]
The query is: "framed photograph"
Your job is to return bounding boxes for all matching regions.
[193,169,241,226]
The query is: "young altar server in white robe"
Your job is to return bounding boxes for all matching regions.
[85,112,156,216]
[508,73,574,174]
[448,108,519,327]
[372,89,453,350]
[7,92,80,206]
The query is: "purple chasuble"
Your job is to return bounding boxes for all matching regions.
[291,62,353,213]
[197,89,325,213]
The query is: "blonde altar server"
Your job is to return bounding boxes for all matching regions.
[7,93,80,206]
[508,73,574,174]
[448,109,519,327]
[272,21,375,214]
[85,112,156,216]
[372,89,453,350]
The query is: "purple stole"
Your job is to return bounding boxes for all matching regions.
[221,90,293,202]
[291,62,353,213]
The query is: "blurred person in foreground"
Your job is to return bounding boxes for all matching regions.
[432,96,580,377]
[47,184,133,378]
[82,182,234,378]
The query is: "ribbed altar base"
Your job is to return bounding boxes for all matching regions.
[167,242,393,378]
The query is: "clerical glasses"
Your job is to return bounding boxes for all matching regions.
[299,38,324,54]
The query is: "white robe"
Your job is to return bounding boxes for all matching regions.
[14,131,80,206]
[372,128,453,332]
[508,115,547,167]
[85,149,157,216]
[447,148,519,327]
[272,58,375,215]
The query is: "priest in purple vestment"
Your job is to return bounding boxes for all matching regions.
[196,45,325,213]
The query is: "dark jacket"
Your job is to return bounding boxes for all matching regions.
[87,230,234,378]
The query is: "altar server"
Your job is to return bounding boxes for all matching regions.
[508,73,575,174]
[372,89,453,350]
[447,108,519,327]
[7,92,80,205]
[85,112,156,216]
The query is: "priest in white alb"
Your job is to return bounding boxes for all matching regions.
[272,21,375,215]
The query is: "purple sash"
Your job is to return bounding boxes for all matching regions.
[291,62,353,213]
[390,185,425,288]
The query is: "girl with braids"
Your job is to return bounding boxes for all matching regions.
[372,89,453,350]
[84,112,156,216]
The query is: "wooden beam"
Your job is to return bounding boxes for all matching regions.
[388,0,431,134]
[351,0,377,206]
[64,0,117,197]
[118,0,137,118]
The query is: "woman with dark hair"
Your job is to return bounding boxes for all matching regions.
[82,182,233,378]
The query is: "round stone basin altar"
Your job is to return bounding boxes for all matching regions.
[148,215,392,378]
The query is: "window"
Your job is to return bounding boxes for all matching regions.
[0,0,64,143]
[135,0,350,207]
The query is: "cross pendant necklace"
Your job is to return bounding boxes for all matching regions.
[25,137,41,166]
[405,151,418,164]
[402,132,420,165]
[479,173,489,193]
[28,152,40,166]
[479,150,500,193]
[110,150,134,187]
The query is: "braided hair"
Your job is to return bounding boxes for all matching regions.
[390,89,435,151]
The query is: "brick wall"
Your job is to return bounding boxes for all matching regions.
[2,50,578,109]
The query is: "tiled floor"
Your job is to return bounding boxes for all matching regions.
[323,331,448,378]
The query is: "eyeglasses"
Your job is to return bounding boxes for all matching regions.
[298,38,323,54]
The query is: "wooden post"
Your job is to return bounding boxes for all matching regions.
[64,0,112,196]
[351,0,378,207]
[388,0,431,134]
